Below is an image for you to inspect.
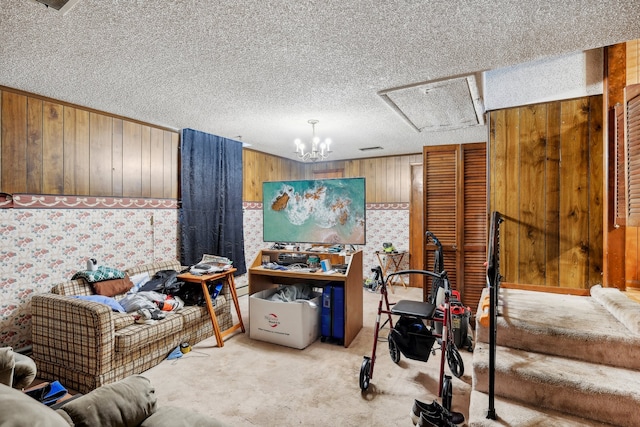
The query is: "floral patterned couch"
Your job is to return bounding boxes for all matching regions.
[30,260,232,394]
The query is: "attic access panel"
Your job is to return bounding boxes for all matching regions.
[379,74,484,132]
[31,0,82,14]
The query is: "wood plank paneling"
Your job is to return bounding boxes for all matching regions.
[171,132,179,199]
[518,104,547,286]
[26,97,43,194]
[628,40,639,85]
[163,131,172,198]
[546,102,561,286]
[559,99,590,288]
[589,96,604,286]
[74,109,90,195]
[490,96,602,291]
[409,163,424,291]
[242,148,422,204]
[1,91,27,193]
[122,120,142,197]
[503,108,521,284]
[89,112,113,196]
[112,118,123,197]
[0,86,178,199]
[63,106,77,193]
[42,101,64,194]
[149,127,164,198]
[141,125,151,197]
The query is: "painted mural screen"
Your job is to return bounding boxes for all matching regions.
[262,177,366,245]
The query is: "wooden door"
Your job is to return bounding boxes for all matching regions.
[409,163,425,290]
[423,143,487,311]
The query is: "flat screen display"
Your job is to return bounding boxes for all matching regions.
[262,177,366,245]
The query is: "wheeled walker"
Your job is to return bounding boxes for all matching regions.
[358,263,464,410]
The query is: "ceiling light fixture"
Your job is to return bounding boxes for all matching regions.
[294,119,332,162]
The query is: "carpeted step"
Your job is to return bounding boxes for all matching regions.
[475,287,640,371]
[468,390,617,426]
[472,342,640,427]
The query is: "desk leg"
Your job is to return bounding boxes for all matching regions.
[220,273,246,340]
[393,253,407,289]
[201,281,224,347]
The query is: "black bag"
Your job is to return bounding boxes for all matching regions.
[139,269,183,294]
[174,281,223,306]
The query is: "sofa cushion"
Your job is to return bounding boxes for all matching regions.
[114,313,183,353]
[59,375,156,427]
[91,276,134,297]
[72,295,126,312]
[0,383,70,427]
[141,406,228,427]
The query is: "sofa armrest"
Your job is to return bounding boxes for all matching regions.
[31,293,116,375]
[58,375,156,427]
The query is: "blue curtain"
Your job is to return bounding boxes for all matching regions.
[180,128,246,275]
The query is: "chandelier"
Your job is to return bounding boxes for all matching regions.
[294,119,332,162]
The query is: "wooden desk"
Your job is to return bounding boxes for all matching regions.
[376,251,408,292]
[178,268,245,347]
[248,250,363,347]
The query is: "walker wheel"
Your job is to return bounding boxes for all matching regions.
[388,334,401,364]
[447,345,464,378]
[359,357,371,391]
[442,375,452,411]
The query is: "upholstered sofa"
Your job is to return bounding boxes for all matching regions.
[0,374,227,427]
[31,260,233,394]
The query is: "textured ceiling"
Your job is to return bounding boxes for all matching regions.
[1,1,639,162]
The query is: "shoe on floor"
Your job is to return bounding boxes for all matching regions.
[411,399,465,425]
[418,410,457,427]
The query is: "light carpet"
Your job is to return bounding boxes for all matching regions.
[141,286,474,426]
[471,287,640,427]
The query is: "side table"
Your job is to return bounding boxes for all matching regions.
[178,268,245,347]
[375,251,409,293]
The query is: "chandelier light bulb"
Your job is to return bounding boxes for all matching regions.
[294,119,333,162]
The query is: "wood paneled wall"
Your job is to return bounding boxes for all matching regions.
[628,40,640,85]
[489,96,603,290]
[243,149,422,203]
[0,87,179,198]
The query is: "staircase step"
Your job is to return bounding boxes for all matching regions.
[475,288,640,371]
[468,390,617,426]
[472,342,640,427]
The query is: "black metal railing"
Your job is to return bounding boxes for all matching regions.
[486,211,503,420]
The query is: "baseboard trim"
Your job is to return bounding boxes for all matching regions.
[500,282,590,296]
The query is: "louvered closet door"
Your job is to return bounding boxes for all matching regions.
[626,84,640,226]
[460,143,487,312]
[423,144,486,312]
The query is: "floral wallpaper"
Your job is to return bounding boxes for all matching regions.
[0,195,409,351]
[0,195,179,351]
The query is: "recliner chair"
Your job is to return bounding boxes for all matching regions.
[0,347,37,389]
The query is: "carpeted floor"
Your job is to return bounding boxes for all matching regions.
[141,285,474,426]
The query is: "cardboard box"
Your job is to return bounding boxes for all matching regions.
[250,288,321,349]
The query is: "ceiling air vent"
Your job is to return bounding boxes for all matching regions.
[359,146,384,152]
[31,0,82,14]
[379,73,484,132]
